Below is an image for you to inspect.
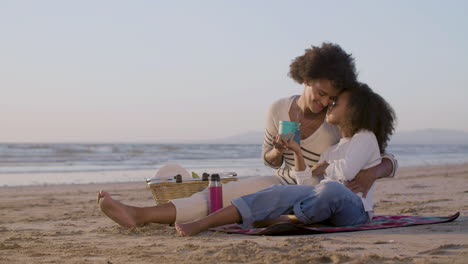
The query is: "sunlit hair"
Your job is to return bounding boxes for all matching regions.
[288,42,357,91]
[342,83,396,153]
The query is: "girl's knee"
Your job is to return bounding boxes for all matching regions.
[318,181,345,192]
[316,181,348,199]
[265,185,313,198]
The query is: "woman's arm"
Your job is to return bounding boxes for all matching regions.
[261,101,284,169]
[264,147,284,168]
[345,157,395,198]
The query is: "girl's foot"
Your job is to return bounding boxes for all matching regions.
[97,191,138,228]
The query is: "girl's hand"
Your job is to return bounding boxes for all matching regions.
[312,161,329,176]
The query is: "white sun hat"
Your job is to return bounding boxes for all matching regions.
[154,163,191,179]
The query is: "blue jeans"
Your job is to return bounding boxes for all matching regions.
[231,181,370,229]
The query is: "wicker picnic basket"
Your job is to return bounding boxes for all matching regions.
[147,178,238,205]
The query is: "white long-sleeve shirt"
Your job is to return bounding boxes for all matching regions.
[295,130,381,212]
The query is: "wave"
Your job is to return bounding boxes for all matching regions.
[1,143,468,175]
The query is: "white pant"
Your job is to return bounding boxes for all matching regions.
[171,176,284,223]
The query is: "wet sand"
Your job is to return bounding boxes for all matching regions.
[1,164,467,263]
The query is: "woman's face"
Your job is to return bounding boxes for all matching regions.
[326,91,350,125]
[303,79,340,113]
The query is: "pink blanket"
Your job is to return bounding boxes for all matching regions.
[210,212,460,236]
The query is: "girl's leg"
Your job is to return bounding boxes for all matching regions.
[176,184,315,236]
[175,205,241,236]
[176,181,369,236]
[293,181,369,226]
[231,184,315,228]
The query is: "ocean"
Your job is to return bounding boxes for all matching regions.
[1,143,467,186]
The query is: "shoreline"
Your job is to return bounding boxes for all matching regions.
[1,162,468,188]
[1,163,467,263]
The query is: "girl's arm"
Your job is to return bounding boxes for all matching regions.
[293,146,306,172]
[282,134,321,185]
[293,161,327,186]
[293,146,315,185]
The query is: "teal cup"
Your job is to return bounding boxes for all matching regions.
[279,120,301,145]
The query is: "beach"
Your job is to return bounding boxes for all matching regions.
[1,164,467,264]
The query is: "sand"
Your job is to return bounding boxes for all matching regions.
[1,164,467,263]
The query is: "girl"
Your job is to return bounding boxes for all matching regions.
[175,83,396,236]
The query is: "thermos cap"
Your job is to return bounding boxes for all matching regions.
[210,174,220,181]
[174,174,182,183]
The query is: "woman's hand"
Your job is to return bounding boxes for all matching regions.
[345,158,393,197]
[272,134,288,153]
[345,167,376,198]
[266,133,297,168]
[274,133,301,153]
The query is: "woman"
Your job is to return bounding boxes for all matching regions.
[175,82,396,236]
[97,43,397,227]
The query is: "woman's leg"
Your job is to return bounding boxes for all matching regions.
[171,176,283,223]
[293,181,369,226]
[98,191,176,227]
[97,176,283,227]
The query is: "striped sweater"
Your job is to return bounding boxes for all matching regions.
[262,96,341,184]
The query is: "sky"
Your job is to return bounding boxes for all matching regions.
[1,0,467,143]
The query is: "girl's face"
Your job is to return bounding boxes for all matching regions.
[303,79,340,113]
[326,91,350,125]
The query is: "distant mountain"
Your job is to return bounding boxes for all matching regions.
[390,129,468,145]
[214,131,265,144]
[190,131,264,144]
[197,128,468,145]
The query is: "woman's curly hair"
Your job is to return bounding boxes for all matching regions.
[343,83,396,153]
[289,42,357,91]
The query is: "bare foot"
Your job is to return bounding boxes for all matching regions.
[97,191,138,228]
[175,221,207,236]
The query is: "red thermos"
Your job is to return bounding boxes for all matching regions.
[208,174,223,214]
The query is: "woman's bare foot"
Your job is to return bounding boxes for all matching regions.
[175,221,207,236]
[97,191,138,228]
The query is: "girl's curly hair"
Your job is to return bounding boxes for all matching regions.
[344,83,396,153]
[289,42,357,91]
